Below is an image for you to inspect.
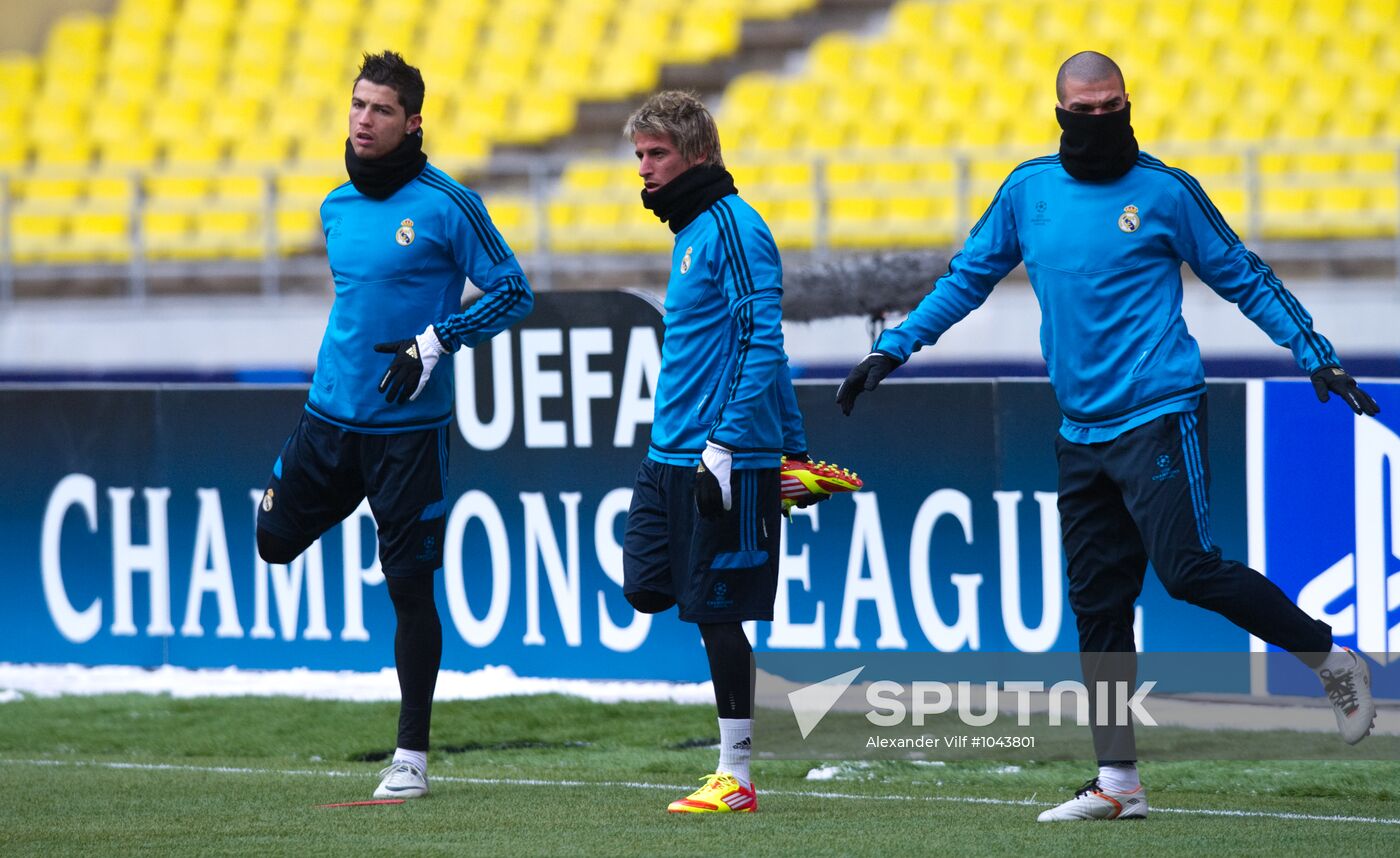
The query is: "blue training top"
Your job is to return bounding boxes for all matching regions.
[648,193,806,469]
[875,152,1340,442]
[309,163,533,433]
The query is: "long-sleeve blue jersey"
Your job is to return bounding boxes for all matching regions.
[309,163,533,433]
[875,151,1340,442]
[649,194,806,469]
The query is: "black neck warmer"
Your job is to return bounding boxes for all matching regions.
[641,163,737,233]
[345,131,428,200]
[1056,104,1139,182]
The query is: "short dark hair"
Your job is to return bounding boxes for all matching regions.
[355,51,425,116]
[1056,51,1125,102]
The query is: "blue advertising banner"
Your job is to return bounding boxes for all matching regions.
[2,292,1256,684]
[1260,379,1400,698]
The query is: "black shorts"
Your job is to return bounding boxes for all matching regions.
[257,410,449,577]
[623,458,780,623]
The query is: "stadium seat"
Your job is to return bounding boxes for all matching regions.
[2,0,1398,263]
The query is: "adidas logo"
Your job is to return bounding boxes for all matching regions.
[731,737,751,750]
[407,344,419,359]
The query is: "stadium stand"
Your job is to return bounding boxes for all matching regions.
[0,0,1396,269]
[0,0,820,266]
[553,0,1400,251]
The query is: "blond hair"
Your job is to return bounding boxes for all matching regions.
[623,90,724,168]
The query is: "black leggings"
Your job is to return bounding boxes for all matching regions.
[386,573,442,751]
[700,622,753,719]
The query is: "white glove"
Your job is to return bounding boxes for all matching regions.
[374,324,446,404]
[696,440,735,516]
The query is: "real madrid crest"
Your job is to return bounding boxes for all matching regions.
[396,218,416,246]
[1117,204,1140,233]
[680,245,693,274]
[261,488,274,512]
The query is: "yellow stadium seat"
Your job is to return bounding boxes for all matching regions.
[34,138,95,168]
[89,101,144,145]
[764,162,815,189]
[763,199,817,250]
[192,210,265,260]
[562,161,627,192]
[165,138,225,167]
[69,209,132,262]
[147,97,205,144]
[1273,112,1325,141]
[828,196,882,249]
[481,196,537,254]
[1208,187,1249,236]
[1193,0,1246,37]
[229,136,295,168]
[11,206,69,264]
[141,209,192,259]
[452,91,511,139]
[213,176,267,204]
[276,207,322,255]
[672,10,742,64]
[208,98,265,144]
[100,137,160,169]
[17,174,85,204]
[145,173,210,204]
[1170,153,1246,180]
[88,174,138,204]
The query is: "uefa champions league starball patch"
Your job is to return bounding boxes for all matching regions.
[1118,204,1140,233]
[396,218,416,246]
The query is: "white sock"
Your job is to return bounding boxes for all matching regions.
[717,718,753,786]
[1316,644,1354,675]
[392,748,427,773]
[1097,763,1140,793]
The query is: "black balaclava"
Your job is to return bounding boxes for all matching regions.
[1056,104,1139,181]
[641,163,737,234]
[345,130,428,200]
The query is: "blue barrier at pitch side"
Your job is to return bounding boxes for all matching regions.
[3,292,1393,692]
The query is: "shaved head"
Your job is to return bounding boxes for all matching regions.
[1056,51,1125,103]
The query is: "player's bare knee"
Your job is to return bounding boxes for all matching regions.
[256,527,304,565]
[626,590,675,614]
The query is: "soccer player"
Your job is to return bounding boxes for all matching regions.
[836,52,1379,822]
[255,51,533,800]
[620,91,809,814]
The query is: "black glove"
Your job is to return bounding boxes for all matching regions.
[1311,365,1380,416]
[836,352,900,416]
[374,325,445,405]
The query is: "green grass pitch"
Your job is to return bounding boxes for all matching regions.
[1,694,1395,856]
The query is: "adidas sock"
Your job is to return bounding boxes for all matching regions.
[717,718,753,786]
[1316,644,1354,675]
[1097,763,1140,793]
[393,748,427,773]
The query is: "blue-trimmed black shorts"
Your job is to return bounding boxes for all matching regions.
[257,410,449,577]
[623,457,781,623]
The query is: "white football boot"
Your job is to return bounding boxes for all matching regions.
[1319,648,1376,745]
[1037,778,1148,822]
[373,761,429,799]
